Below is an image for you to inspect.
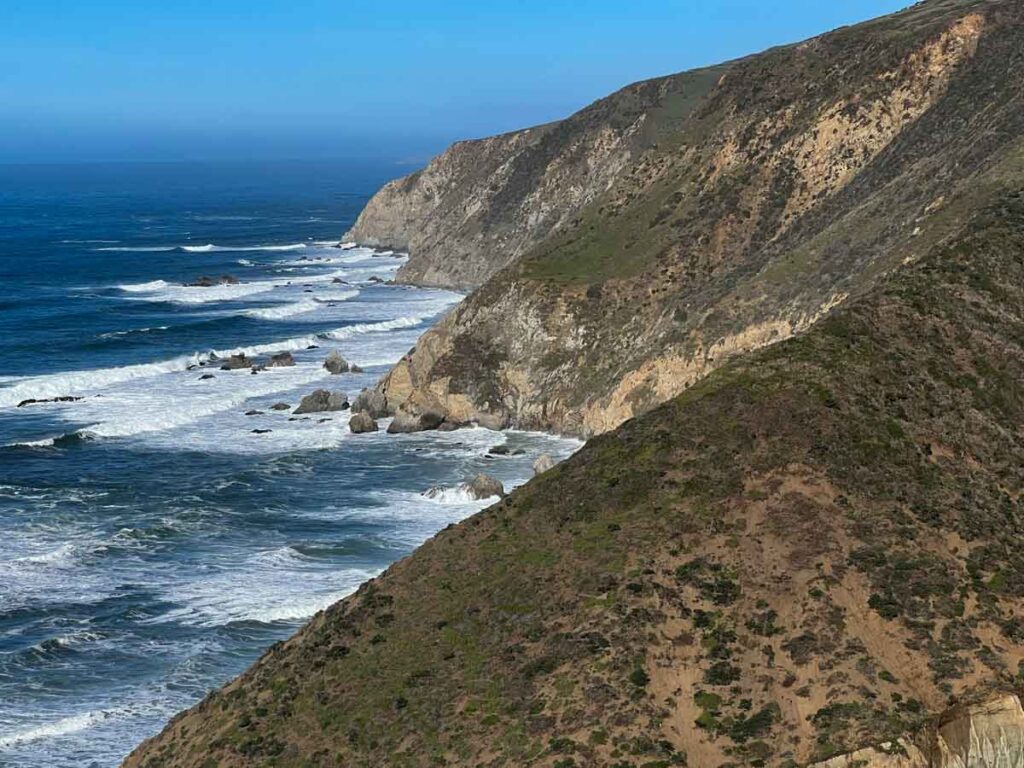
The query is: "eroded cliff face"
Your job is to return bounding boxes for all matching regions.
[812,695,1024,768]
[362,0,1024,437]
[345,69,724,289]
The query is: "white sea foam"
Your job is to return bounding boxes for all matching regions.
[313,289,360,303]
[0,710,112,748]
[117,279,170,292]
[117,269,362,305]
[155,562,378,626]
[0,304,454,411]
[0,357,199,410]
[0,702,165,749]
[244,298,321,320]
[120,280,279,304]
[422,485,488,504]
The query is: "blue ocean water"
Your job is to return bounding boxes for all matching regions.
[0,161,578,767]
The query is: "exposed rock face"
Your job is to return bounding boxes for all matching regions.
[466,474,504,500]
[348,412,378,434]
[351,388,388,419]
[359,0,1024,437]
[386,407,445,434]
[532,453,556,475]
[811,695,1024,768]
[344,89,666,290]
[293,389,349,415]
[270,402,290,411]
[323,350,350,374]
[219,354,252,371]
[264,351,295,368]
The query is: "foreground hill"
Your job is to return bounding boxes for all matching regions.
[357,0,1024,437]
[126,184,1024,765]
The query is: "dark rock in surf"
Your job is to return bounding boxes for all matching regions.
[17,396,83,408]
[220,354,252,371]
[185,275,239,287]
[270,402,291,411]
[294,389,349,415]
[265,351,295,368]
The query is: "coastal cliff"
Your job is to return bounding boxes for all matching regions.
[127,186,1024,766]
[126,1,1024,766]
[344,69,725,290]
[358,0,1024,437]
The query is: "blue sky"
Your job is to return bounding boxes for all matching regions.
[1,1,911,163]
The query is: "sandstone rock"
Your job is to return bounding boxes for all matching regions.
[386,408,445,434]
[350,364,364,374]
[467,474,504,500]
[349,412,378,434]
[810,694,1024,768]
[294,389,349,415]
[351,388,388,419]
[474,411,509,431]
[265,351,295,368]
[220,354,252,370]
[270,402,290,411]
[324,350,350,374]
[533,454,557,475]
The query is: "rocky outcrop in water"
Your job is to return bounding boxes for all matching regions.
[219,354,252,371]
[348,412,378,434]
[351,388,388,419]
[466,474,504,500]
[293,389,349,415]
[324,350,350,375]
[184,275,239,287]
[263,351,294,368]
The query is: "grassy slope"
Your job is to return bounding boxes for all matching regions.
[126,183,1024,766]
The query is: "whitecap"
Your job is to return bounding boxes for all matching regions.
[244,298,321,320]
[117,279,170,292]
[422,485,490,504]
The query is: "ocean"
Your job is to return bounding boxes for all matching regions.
[0,160,579,767]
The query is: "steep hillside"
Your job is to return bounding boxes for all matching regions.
[344,66,726,289]
[365,0,1024,437]
[125,188,1024,765]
